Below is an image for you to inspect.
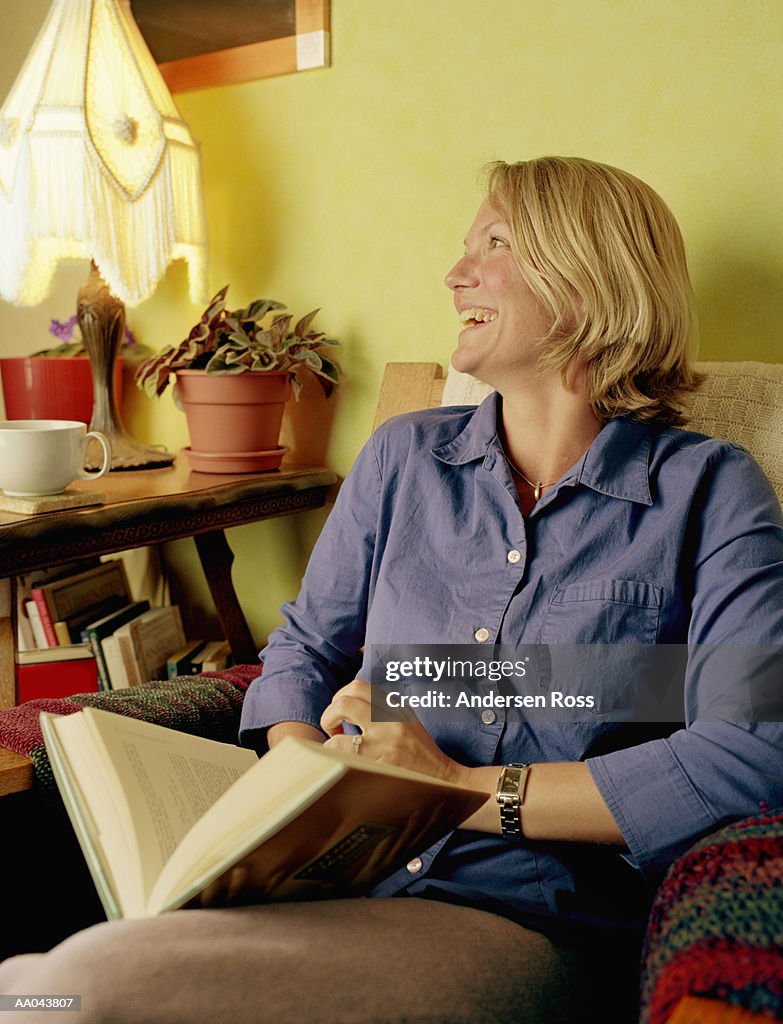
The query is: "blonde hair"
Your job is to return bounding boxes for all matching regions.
[484,157,703,425]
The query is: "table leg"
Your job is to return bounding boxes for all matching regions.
[0,577,17,708]
[194,530,258,665]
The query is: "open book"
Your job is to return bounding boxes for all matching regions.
[40,708,486,920]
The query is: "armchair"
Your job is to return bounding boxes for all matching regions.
[0,360,781,1024]
[375,360,783,1024]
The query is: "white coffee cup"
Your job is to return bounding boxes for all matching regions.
[0,420,112,497]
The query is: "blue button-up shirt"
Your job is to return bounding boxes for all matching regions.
[240,393,783,939]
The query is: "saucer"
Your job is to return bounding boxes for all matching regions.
[184,446,289,474]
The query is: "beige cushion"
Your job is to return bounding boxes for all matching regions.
[441,362,783,506]
[686,361,783,505]
[441,366,495,408]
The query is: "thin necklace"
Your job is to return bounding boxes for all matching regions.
[505,458,557,501]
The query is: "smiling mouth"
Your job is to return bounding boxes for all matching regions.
[459,307,498,327]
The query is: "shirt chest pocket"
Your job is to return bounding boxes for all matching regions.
[540,578,662,644]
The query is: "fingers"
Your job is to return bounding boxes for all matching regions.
[199,865,249,908]
[320,679,371,736]
[323,732,363,757]
[320,679,447,779]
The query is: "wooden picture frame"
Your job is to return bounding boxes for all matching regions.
[133,0,330,93]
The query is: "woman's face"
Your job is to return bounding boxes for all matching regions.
[444,200,555,389]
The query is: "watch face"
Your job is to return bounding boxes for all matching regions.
[497,764,527,839]
[498,768,522,800]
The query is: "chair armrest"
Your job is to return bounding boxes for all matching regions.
[640,810,783,1024]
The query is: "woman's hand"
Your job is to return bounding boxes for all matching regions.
[320,679,468,786]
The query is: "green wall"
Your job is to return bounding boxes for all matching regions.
[1,1,781,649]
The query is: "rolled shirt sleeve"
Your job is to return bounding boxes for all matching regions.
[239,433,384,749]
[588,444,783,874]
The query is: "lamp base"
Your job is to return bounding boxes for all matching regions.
[78,263,174,471]
[85,431,174,471]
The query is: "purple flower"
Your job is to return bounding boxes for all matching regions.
[48,316,137,349]
[121,325,138,349]
[48,315,78,342]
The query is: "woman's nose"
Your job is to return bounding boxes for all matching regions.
[444,254,478,291]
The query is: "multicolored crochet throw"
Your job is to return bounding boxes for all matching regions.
[640,810,783,1024]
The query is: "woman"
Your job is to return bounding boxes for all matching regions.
[3,157,781,1023]
[240,156,783,1004]
[243,156,781,881]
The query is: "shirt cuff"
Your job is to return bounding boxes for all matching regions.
[239,673,333,751]
[587,735,716,875]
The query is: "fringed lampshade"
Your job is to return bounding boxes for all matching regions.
[0,0,208,468]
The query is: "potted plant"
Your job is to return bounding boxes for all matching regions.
[134,286,340,472]
[0,316,146,424]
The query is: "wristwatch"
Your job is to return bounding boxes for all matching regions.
[495,762,529,839]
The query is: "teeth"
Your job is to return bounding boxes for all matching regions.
[460,307,498,324]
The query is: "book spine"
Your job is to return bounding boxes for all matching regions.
[101,635,129,690]
[17,605,36,652]
[117,631,143,687]
[54,621,72,645]
[67,595,129,643]
[194,641,232,673]
[18,643,93,665]
[201,654,231,672]
[24,599,50,649]
[42,562,129,623]
[30,589,58,647]
[90,634,112,692]
[166,641,207,680]
[132,607,185,682]
[84,601,151,691]
[16,658,99,702]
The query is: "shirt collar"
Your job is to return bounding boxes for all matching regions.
[431,392,654,506]
[430,392,501,466]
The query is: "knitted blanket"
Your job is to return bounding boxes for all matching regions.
[0,664,261,790]
[640,810,783,1024]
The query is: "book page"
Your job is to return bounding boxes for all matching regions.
[150,740,345,911]
[40,712,134,920]
[149,738,486,915]
[78,709,257,915]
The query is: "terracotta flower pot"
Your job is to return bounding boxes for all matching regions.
[175,369,292,473]
[0,356,123,424]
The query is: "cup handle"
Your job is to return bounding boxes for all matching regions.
[77,431,112,480]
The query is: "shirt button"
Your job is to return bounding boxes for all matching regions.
[474,627,490,643]
[481,709,497,725]
[507,549,521,564]
[406,857,423,874]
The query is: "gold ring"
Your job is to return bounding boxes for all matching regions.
[352,733,363,754]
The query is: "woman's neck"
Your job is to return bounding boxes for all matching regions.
[497,371,603,493]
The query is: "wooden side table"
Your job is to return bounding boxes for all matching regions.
[0,456,337,712]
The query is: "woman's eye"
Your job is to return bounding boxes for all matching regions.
[489,236,508,249]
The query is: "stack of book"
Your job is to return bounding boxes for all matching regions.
[22,559,130,650]
[15,559,209,700]
[165,640,233,678]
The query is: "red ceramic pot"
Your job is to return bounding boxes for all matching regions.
[0,356,123,425]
